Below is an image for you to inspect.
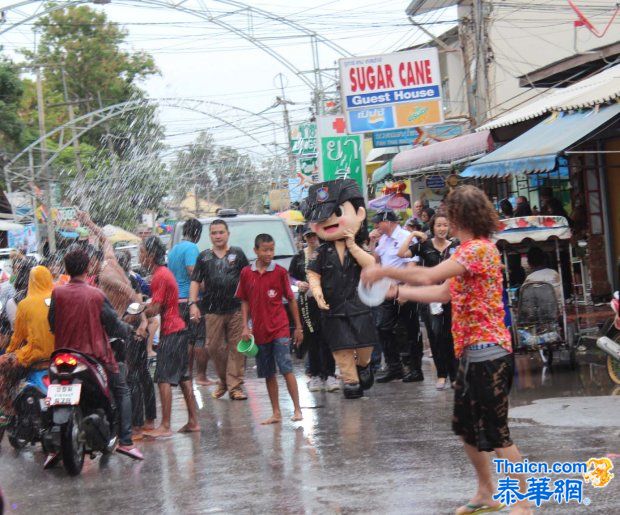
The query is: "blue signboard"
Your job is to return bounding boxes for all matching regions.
[347,106,395,133]
[426,175,446,189]
[372,124,465,148]
[345,85,440,109]
[372,128,420,148]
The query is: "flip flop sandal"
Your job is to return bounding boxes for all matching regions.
[229,389,248,400]
[116,446,144,460]
[456,503,506,515]
[43,452,61,469]
[211,385,227,399]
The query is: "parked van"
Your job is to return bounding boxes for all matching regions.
[171,210,297,269]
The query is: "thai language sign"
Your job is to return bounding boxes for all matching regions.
[317,115,365,196]
[339,48,443,134]
[290,122,318,186]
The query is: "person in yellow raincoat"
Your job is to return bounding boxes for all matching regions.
[0,266,55,417]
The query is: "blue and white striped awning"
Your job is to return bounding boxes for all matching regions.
[461,103,620,178]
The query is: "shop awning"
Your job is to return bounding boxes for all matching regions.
[366,146,400,164]
[392,130,493,177]
[462,103,620,178]
[371,160,393,184]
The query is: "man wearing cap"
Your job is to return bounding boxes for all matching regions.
[369,209,424,383]
[303,179,378,399]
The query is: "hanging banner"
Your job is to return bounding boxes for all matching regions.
[317,115,366,197]
[339,48,443,134]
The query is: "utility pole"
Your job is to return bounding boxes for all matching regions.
[61,66,83,178]
[36,66,56,253]
[470,0,491,125]
[274,73,295,173]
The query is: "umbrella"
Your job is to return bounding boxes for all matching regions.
[102,224,142,244]
[277,210,305,226]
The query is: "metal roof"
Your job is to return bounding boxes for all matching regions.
[479,64,620,130]
[406,0,458,16]
[463,103,620,178]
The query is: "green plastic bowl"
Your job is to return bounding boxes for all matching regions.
[237,335,258,357]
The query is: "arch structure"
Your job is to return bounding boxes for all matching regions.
[4,97,284,197]
[0,0,352,109]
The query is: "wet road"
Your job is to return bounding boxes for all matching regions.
[1,349,618,514]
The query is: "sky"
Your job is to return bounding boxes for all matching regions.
[0,0,457,161]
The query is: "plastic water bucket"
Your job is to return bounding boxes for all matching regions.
[237,335,258,357]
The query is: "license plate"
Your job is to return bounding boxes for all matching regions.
[46,384,82,406]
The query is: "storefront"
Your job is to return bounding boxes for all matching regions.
[462,103,620,299]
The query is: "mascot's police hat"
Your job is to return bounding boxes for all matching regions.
[302,179,364,223]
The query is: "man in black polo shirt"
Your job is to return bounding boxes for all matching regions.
[189,219,249,400]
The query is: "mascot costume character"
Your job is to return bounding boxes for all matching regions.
[303,179,378,399]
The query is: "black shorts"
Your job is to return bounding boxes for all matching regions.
[452,353,515,452]
[154,331,190,386]
[179,302,206,348]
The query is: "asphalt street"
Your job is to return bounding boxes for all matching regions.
[1,349,618,514]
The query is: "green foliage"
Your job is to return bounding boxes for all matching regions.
[0,56,25,148]
[171,130,284,214]
[22,3,159,148]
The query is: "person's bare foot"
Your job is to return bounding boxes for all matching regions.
[142,420,156,431]
[195,376,215,386]
[142,426,173,439]
[291,410,303,421]
[261,415,282,425]
[178,423,200,433]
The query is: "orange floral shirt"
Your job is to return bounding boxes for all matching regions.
[449,238,512,358]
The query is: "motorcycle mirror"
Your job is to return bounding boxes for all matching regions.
[44,298,51,307]
[126,302,145,315]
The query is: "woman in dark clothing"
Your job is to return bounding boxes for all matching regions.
[288,229,338,392]
[398,213,459,389]
[514,196,532,217]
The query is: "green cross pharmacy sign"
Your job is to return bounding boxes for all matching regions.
[317,115,366,195]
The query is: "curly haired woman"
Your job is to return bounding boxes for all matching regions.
[362,185,531,515]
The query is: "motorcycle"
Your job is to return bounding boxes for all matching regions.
[42,302,144,476]
[1,298,53,451]
[596,292,620,385]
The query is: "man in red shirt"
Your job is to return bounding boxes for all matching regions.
[236,234,303,425]
[49,247,143,460]
[140,237,199,438]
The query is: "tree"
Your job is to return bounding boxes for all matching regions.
[170,131,269,213]
[171,130,217,203]
[0,56,25,149]
[22,3,159,148]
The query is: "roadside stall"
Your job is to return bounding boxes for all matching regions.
[493,215,578,368]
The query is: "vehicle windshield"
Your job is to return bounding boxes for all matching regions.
[196,219,296,260]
